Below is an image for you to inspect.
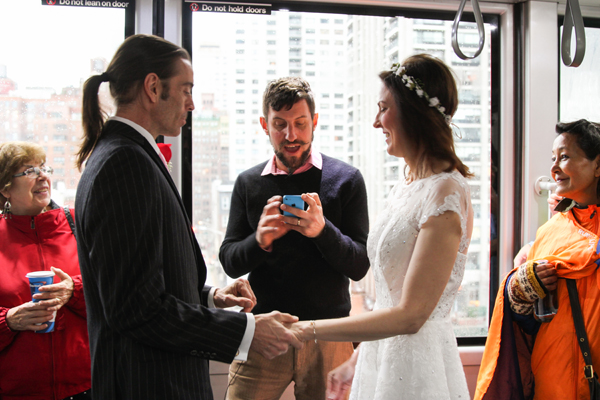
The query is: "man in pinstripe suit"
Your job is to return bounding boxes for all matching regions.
[74,35,303,400]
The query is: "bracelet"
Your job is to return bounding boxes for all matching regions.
[310,320,317,343]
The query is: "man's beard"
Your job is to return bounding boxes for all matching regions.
[274,142,312,175]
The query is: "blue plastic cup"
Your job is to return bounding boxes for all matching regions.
[26,271,56,333]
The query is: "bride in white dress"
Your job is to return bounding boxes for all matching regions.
[291,54,473,400]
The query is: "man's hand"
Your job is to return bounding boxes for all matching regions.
[255,196,292,250]
[280,193,325,238]
[251,311,304,359]
[213,278,256,312]
[34,267,74,312]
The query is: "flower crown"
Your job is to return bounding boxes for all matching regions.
[391,63,451,124]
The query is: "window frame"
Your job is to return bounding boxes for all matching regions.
[180,0,502,346]
[557,16,600,121]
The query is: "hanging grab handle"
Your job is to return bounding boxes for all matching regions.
[561,0,586,67]
[451,0,485,60]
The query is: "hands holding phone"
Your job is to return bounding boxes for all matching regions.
[255,193,325,250]
[283,193,325,238]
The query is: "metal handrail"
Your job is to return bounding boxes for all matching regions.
[561,0,586,67]
[451,0,485,60]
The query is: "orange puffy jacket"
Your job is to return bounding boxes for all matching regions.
[475,204,600,400]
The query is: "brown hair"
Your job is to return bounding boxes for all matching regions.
[262,77,315,121]
[379,54,471,179]
[0,141,46,203]
[77,34,191,169]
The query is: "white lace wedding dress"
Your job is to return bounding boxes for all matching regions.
[349,170,472,400]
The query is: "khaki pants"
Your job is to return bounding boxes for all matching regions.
[226,340,354,400]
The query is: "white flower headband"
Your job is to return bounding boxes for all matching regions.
[391,63,451,124]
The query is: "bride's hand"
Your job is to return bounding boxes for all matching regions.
[326,350,359,400]
[289,321,311,342]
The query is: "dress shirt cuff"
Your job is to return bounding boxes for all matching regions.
[208,287,217,308]
[234,313,255,361]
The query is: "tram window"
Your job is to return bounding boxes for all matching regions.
[472,204,481,219]
[454,108,482,124]
[414,29,445,45]
[189,11,494,338]
[414,19,444,26]
[457,32,481,48]
[456,146,482,162]
[560,24,600,121]
[0,0,127,207]
[456,127,482,143]
[459,90,482,105]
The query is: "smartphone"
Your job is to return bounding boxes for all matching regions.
[282,195,305,217]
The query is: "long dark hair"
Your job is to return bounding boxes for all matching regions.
[379,54,471,179]
[77,34,190,170]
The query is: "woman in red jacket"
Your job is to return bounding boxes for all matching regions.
[0,142,91,400]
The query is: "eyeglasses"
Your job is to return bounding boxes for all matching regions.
[12,166,54,179]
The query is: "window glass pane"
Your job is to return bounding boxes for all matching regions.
[191,12,493,337]
[0,0,125,207]
[560,25,600,121]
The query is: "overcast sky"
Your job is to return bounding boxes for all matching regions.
[0,0,124,92]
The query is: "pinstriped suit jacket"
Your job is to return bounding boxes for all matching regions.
[75,121,247,400]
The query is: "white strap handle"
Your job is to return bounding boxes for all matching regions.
[561,0,586,67]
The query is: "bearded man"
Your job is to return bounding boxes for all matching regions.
[219,77,370,400]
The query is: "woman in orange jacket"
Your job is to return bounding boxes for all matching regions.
[475,119,600,400]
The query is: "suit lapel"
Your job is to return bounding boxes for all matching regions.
[104,122,207,281]
[101,120,208,301]
[105,121,191,226]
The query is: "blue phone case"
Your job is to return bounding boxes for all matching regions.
[282,195,305,217]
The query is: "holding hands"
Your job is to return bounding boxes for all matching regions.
[251,311,304,359]
[289,319,358,399]
[214,278,303,360]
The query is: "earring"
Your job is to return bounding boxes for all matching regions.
[2,199,11,219]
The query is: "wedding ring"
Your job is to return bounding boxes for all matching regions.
[297,219,301,226]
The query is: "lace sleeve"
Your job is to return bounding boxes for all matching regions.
[418,192,462,228]
[417,173,471,250]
